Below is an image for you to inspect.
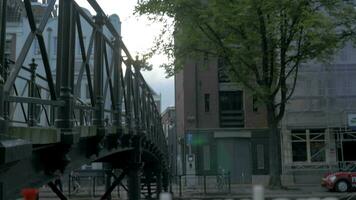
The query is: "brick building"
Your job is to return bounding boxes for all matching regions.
[175,57,270,183]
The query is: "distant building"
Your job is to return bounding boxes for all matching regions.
[161,107,178,176]
[5,1,121,127]
[175,57,269,184]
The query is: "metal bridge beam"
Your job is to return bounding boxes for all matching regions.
[93,14,105,129]
[113,39,122,131]
[0,0,6,75]
[0,0,8,134]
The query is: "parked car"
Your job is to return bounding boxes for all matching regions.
[321,164,356,192]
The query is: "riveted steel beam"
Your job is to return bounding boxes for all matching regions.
[93,14,105,129]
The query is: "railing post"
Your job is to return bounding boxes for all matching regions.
[55,0,76,141]
[228,171,231,194]
[133,66,141,131]
[93,14,105,132]
[125,66,133,131]
[203,174,206,195]
[28,59,38,127]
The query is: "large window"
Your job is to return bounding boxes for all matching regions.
[219,91,244,128]
[291,129,326,162]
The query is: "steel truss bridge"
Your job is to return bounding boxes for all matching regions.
[0,0,169,199]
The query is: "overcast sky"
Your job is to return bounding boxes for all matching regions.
[76,0,174,112]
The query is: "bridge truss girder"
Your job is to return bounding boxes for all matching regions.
[0,0,169,199]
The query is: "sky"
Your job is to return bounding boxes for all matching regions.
[76,0,174,112]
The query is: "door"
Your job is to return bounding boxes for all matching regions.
[217,138,252,184]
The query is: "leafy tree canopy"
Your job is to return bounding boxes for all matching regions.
[136,0,356,108]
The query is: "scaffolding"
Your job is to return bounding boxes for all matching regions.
[282,45,356,173]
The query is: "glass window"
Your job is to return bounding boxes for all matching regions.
[291,130,307,162]
[53,37,57,55]
[253,95,258,112]
[219,91,243,111]
[34,39,40,55]
[291,129,326,163]
[204,93,210,112]
[219,91,244,128]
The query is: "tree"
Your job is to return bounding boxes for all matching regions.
[136,0,356,187]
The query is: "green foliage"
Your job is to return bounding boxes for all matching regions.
[136,0,356,110]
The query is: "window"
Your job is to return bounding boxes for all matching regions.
[5,39,12,56]
[219,91,244,127]
[291,129,307,162]
[34,39,40,55]
[253,95,258,112]
[256,144,265,169]
[204,93,210,112]
[309,129,326,162]
[53,37,57,55]
[291,129,326,162]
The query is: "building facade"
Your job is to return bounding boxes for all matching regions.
[175,57,270,184]
[281,42,356,183]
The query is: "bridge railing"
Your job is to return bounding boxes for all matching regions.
[0,0,167,161]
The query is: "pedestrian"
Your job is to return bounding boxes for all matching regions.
[54,171,63,192]
[71,171,81,193]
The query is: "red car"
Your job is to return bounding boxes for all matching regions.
[321,171,356,192]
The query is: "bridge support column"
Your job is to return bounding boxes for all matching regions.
[127,164,141,200]
[156,170,162,197]
[56,0,77,144]
[104,164,112,200]
[163,170,169,192]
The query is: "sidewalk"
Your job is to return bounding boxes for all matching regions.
[173,184,350,199]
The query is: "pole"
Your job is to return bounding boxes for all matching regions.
[203,174,206,195]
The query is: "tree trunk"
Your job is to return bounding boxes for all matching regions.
[267,103,282,188]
